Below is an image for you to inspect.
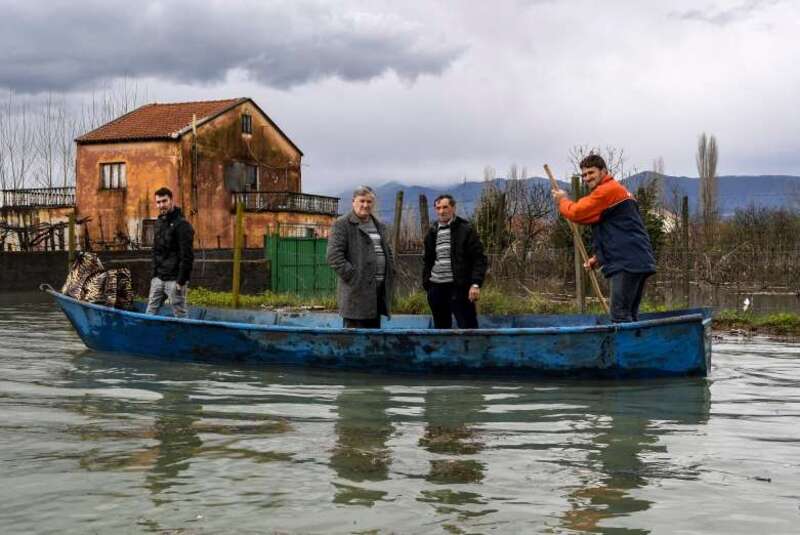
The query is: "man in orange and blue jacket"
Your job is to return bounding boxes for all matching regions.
[552,154,656,322]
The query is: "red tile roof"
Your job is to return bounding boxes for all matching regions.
[76,98,246,143]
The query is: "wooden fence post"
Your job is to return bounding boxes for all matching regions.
[68,212,76,268]
[392,190,404,254]
[682,195,690,306]
[419,194,430,235]
[232,200,244,308]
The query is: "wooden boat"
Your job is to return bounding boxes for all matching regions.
[43,286,712,378]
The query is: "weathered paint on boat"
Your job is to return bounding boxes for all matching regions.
[45,288,712,378]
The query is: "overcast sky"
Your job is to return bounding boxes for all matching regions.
[3,0,799,193]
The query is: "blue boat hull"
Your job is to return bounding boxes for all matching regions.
[46,289,712,378]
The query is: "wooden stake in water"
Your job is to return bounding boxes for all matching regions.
[232,200,244,308]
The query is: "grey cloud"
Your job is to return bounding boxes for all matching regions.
[671,0,780,26]
[0,0,464,93]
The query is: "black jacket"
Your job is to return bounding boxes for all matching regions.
[423,216,487,290]
[152,207,194,285]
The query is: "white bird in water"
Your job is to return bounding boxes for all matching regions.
[742,297,751,312]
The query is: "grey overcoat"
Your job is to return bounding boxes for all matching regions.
[326,212,395,320]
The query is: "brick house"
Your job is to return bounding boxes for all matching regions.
[75,97,338,250]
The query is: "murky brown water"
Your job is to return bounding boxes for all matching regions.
[1,292,799,534]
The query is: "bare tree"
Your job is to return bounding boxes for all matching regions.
[35,93,59,188]
[57,101,77,187]
[696,132,719,240]
[0,92,36,190]
[568,144,634,179]
[77,78,147,135]
[652,156,665,176]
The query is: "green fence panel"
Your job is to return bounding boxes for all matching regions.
[265,235,336,296]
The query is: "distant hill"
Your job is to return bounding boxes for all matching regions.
[623,173,800,216]
[338,174,800,222]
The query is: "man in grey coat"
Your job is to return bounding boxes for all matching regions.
[326,186,395,328]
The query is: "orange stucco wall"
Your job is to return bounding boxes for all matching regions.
[76,140,181,247]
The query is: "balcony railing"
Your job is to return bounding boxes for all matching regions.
[231,191,339,216]
[1,187,76,209]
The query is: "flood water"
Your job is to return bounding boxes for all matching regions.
[1,293,799,534]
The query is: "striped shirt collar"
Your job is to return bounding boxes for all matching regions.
[437,216,455,229]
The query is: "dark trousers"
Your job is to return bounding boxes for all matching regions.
[609,271,651,322]
[427,282,478,329]
[343,282,386,329]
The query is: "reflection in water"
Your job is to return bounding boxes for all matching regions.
[417,386,495,526]
[13,295,795,533]
[329,387,394,506]
[421,387,486,485]
[560,380,710,534]
[144,388,203,501]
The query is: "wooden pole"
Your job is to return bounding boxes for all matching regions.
[682,195,690,306]
[67,212,76,268]
[544,164,609,313]
[232,200,244,308]
[392,190,404,254]
[571,175,586,313]
[419,194,430,235]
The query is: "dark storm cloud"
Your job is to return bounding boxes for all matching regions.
[0,0,464,93]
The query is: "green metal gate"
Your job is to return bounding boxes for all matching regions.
[265,235,336,296]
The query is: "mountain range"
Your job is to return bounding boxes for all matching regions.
[337,173,800,223]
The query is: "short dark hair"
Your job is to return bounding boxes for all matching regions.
[434,194,456,207]
[579,154,607,171]
[154,187,173,199]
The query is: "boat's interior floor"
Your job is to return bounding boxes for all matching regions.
[136,303,707,330]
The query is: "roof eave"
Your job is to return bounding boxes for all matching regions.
[75,136,178,145]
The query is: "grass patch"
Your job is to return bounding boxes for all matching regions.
[188,287,336,310]
[395,288,580,315]
[713,310,800,336]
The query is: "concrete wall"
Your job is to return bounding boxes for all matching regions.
[2,250,427,296]
[0,249,269,295]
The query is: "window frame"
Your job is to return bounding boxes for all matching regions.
[141,218,157,248]
[100,162,127,190]
[241,113,253,135]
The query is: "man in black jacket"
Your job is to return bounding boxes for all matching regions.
[145,187,194,318]
[423,194,488,328]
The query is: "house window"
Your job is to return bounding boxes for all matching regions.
[244,164,258,190]
[101,162,126,189]
[141,219,156,248]
[241,114,252,135]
